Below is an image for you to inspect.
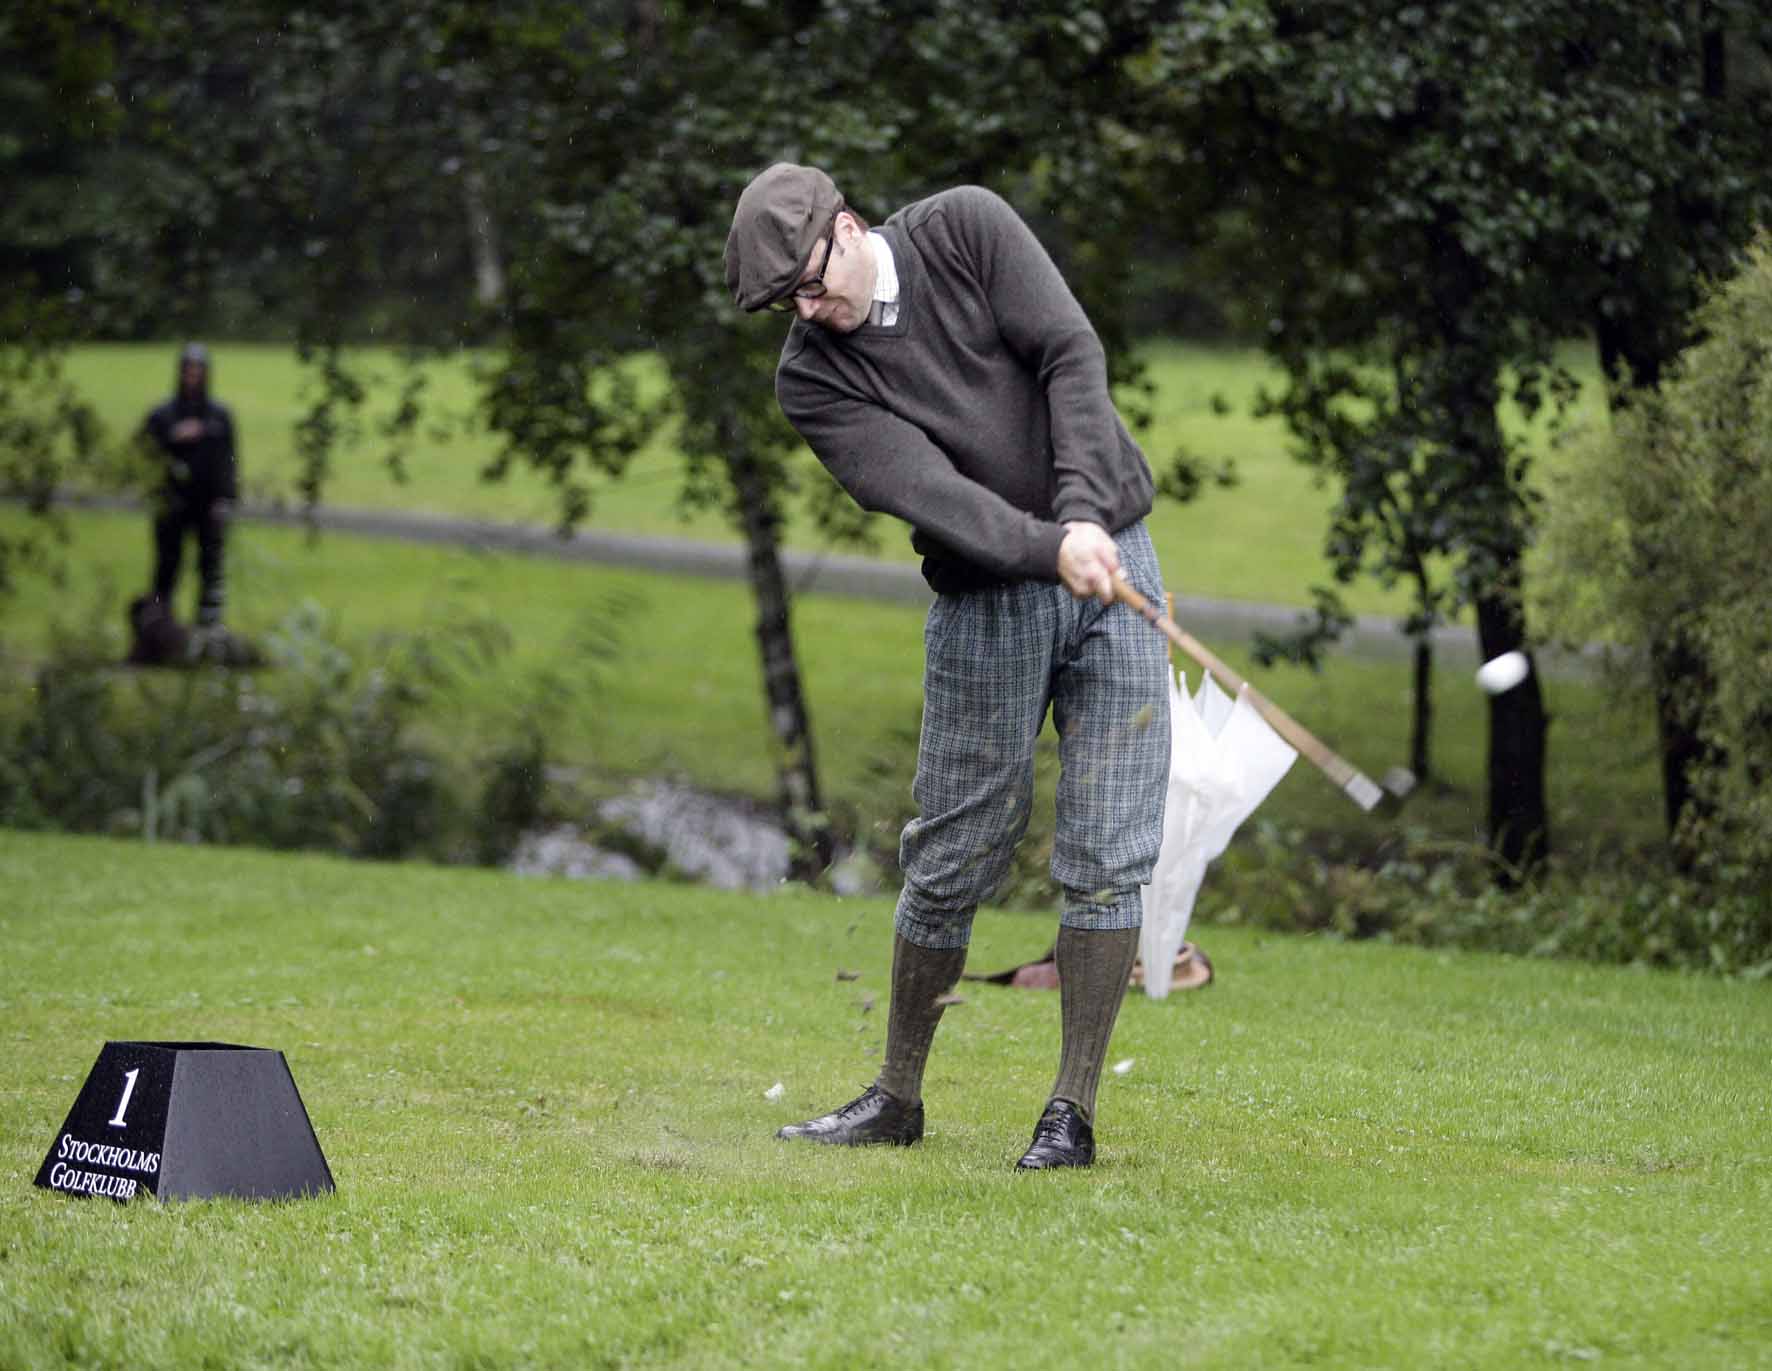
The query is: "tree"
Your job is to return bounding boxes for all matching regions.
[466,0,1174,880]
[1,0,536,608]
[0,3,154,604]
[1140,1,1772,875]
[1534,234,1772,882]
[1,0,1210,884]
[1556,6,1772,849]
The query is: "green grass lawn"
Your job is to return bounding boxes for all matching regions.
[57,340,1613,619]
[2,830,1767,1369]
[1,507,1666,862]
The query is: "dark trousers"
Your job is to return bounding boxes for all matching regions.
[152,492,227,626]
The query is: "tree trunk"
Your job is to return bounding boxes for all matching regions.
[1409,636,1433,783]
[723,446,835,882]
[1463,406,1551,878]
[1425,218,1551,878]
[454,96,504,311]
[462,163,504,309]
[1454,348,1550,877]
[1473,593,1550,880]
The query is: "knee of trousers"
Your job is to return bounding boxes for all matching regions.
[897,808,1026,919]
[893,885,977,951]
[1059,886,1145,932]
[895,805,1030,948]
[1048,724,1171,899]
[1049,798,1168,902]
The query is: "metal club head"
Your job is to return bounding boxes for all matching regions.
[1372,766,1419,815]
[1344,772,1384,811]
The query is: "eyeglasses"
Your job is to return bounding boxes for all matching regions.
[768,211,840,312]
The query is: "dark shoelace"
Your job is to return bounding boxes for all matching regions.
[1031,1107,1075,1145]
[835,1086,886,1119]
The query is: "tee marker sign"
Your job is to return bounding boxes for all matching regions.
[35,1041,334,1203]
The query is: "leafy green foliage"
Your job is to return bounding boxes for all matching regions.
[0,597,564,863]
[0,326,99,599]
[0,3,134,602]
[1137,1,1772,871]
[1534,234,1772,881]
[1216,821,1772,977]
[0,4,140,325]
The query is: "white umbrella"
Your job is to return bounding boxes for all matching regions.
[1139,668,1296,999]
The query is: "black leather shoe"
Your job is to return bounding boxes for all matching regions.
[1014,1099,1095,1170]
[776,1085,924,1146]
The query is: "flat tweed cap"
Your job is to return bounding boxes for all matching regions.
[725,163,844,312]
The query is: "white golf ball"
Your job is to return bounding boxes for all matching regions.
[1475,651,1530,695]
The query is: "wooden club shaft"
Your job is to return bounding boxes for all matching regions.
[1113,574,1381,811]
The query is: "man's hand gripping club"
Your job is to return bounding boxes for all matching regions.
[1058,521,1121,604]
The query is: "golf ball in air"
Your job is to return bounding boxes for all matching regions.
[1475,651,1530,694]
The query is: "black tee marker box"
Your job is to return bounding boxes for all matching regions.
[34,1041,334,1202]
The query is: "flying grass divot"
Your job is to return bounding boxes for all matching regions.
[33,1041,334,1203]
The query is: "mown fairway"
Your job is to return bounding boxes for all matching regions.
[2,830,1768,1369]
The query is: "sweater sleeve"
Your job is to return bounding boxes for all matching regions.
[947,187,1123,529]
[779,366,1068,582]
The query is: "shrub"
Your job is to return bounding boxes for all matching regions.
[1209,820,1772,977]
[1534,233,1772,884]
[474,724,550,866]
[0,597,602,865]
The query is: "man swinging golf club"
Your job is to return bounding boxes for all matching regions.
[726,165,1170,1170]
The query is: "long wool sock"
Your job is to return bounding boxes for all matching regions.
[1050,924,1140,1122]
[875,935,968,1106]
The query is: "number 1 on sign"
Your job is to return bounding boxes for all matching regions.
[108,1068,140,1128]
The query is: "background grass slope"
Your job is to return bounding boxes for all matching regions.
[0,507,1665,860]
[23,340,1651,868]
[2,831,1767,1369]
[58,341,1610,618]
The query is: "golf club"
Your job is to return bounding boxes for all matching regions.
[1112,572,1389,812]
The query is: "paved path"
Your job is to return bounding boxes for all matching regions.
[67,495,1602,676]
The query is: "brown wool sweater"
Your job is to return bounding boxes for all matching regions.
[775,186,1155,594]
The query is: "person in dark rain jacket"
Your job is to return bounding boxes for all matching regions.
[142,342,238,628]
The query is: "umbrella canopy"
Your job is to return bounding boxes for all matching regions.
[1139,668,1296,999]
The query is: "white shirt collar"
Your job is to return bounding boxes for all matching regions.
[867,231,899,326]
